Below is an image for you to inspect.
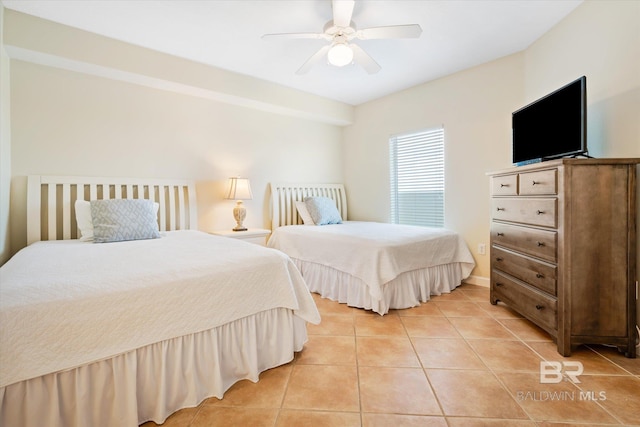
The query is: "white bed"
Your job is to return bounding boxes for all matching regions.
[0,176,320,427]
[268,182,475,315]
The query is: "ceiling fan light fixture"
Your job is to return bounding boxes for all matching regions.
[262,0,420,74]
[327,43,353,67]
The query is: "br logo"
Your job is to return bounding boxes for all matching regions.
[539,361,584,384]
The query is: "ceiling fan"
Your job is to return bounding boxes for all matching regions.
[262,0,422,75]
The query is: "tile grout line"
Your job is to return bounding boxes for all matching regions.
[271,351,297,427]
[186,401,204,427]
[353,308,364,426]
[586,345,640,376]
[453,296,540,424]
[412,287,536,422]
[399,307,448,420]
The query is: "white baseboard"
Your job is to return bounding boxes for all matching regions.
[463,275,490,288]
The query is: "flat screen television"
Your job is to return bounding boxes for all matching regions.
[512,76,588,166]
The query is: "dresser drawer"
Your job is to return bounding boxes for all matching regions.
[491,222,557,262]
[519,169,558,195]
[492,270,557,331]
[492,246,557,295]
[491,174,518,196]
[492,198,557,228]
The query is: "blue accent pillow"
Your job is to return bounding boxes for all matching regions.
[304,197,343,225]
[91,199,161,243]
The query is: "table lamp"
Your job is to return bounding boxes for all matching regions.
[225,177,253,231]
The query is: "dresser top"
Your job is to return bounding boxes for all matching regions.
[487,157,640,176]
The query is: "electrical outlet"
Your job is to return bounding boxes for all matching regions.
[478,243,486,255]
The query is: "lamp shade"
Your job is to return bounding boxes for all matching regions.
[226,177,253,200]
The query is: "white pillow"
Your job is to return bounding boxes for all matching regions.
[75,199,160,242]
[75,200,94,241]
[304,196,343,226]
[295,201,315,225]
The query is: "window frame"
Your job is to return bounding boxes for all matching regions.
[389,126,445,228]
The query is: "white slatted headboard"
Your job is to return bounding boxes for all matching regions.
[27,175,198,244]
[270,183,347,229]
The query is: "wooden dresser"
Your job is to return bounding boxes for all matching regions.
[488,158,638,357]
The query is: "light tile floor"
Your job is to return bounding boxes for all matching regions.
[143,283,640,426]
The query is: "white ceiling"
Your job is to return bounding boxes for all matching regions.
[2,0,582,105]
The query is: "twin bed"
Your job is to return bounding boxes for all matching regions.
[268,183,475,315]
[0,176,319,427]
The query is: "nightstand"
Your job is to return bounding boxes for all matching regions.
[210,228,271,246]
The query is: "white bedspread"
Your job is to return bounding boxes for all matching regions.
[0,230,320,388]
[268,221,475,300]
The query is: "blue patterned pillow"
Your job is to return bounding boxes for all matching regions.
[91,199,160,243]
[304,197,343,225]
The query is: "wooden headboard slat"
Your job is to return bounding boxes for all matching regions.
[168,187,177,231]
[269,183,347,229]
[27,175,198,245]
[158,185,167,232]
[47,183,57,241]
[90,184,98,201]
[178,186,186,231]
[62,184,71,240]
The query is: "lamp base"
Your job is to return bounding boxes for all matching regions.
[232,201,247,232]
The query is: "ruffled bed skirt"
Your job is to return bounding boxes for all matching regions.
[293,259,466,315]
[0,308,308,427]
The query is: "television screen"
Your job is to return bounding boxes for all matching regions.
[512,76,587,165]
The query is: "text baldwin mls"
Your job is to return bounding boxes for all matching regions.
[517,390,607,401]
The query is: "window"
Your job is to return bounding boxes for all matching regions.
[389,127,444,227]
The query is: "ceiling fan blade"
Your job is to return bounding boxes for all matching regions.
[262,32,330,41]
[356,24,422,40]
[296,45,331,75]
[332,0,355,27]
[350,44,381,74]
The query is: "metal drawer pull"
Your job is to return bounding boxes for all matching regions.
[535,304,544,310]
[532,180,539,185]
[536,210,545,215]
[536,273,544,278]
[495,282,503,287]
[496,257,503,262]
[496,207,505,211]
[500,183,509,187]
[497,232,504,236]
[537,241,545,247]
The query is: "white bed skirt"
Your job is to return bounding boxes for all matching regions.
[293,259,466,315]
[0,308,308,427]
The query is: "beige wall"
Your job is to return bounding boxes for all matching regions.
[523,0,639,159]
[343,0,640,286]
[0,5,11,264]
[8,60,344,253]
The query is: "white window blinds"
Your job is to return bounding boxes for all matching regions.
[389,127,445,227]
